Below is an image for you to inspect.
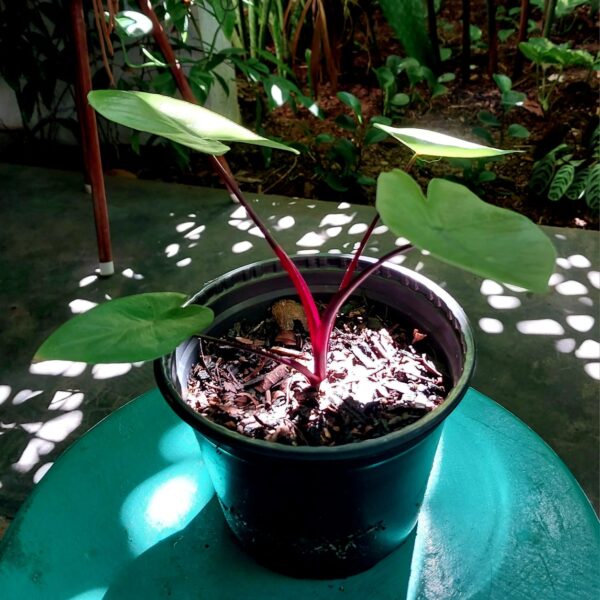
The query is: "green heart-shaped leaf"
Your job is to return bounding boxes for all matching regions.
[373,125,517,158]
[376,170,556,292]
[34,293,214,363]
[88,90,299,156]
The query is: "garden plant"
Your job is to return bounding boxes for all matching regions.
[35,90,557,389]
[33,89,557,576]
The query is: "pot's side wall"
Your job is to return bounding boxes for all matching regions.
[197,425,444,578]
[156,256,474,577]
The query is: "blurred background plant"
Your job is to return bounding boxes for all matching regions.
[0,0,597,226]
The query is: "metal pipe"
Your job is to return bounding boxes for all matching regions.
[70,0,114,275]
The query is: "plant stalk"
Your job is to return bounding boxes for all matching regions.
[209,157,323,363]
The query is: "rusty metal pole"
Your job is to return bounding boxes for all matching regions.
[70,0,115,276]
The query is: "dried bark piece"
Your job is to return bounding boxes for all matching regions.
[271,299,308,331]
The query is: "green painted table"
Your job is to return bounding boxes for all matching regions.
[0,388,598,599]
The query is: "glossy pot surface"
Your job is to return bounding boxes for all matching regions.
[156,255,475,577]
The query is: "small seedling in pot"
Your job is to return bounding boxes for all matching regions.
[35,91,556,392]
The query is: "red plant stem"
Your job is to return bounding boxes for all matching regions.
[209,158,324,369]
[199,335,318,385]
[312,243,414,381]
[338,214,380,290]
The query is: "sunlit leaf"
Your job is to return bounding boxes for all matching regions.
[373,125,517,158]
[376,170,556,291]
[113,10,153,41]
[34,293,214,364]
[88,90,299,156]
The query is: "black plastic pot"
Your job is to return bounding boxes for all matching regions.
[155,255,475,578]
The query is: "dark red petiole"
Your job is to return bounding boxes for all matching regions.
[210,158,414,388]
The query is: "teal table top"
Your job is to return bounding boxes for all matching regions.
[0,388,598,599]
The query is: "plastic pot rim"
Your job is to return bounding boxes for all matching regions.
[155,254,475,463]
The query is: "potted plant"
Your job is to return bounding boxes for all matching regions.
[35,91,556,578]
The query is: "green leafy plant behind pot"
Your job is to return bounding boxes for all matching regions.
[36,91,555,389]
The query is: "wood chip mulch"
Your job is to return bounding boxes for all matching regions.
[186,300,447,447]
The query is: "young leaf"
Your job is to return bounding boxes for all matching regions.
[88,90,299,156]
[376,171,556,292]
[493,73,512,93]
[507,123,530,138]
[498,29,515,43]
[390,93,410,107]
[337,92,363,124]
[373,125,517,158]
[502,90,526,107]
[437,72,456,83]
[34,293,214,364]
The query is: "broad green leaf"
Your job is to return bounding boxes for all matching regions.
[376,171,556,292]
[34,293,214,364]
[507,123,530,138]
[373,125,517,158]
[337,92,363,124]
[88,90,299,156]
[113,10,153,41]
